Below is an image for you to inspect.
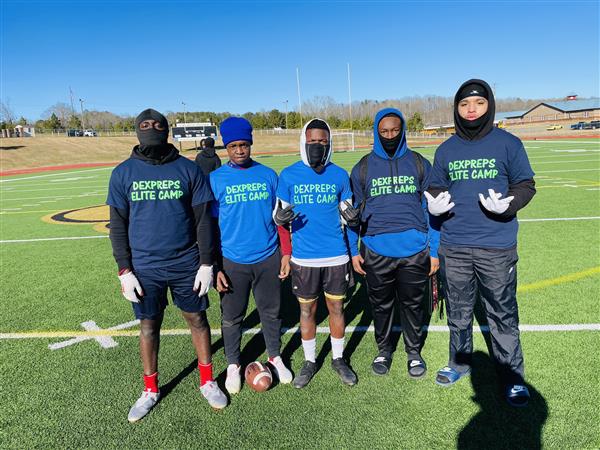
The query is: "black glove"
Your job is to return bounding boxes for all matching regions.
[273,200,299,226]
[339,199,360,227]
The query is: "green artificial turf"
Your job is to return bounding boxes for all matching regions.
[1,139,599,449]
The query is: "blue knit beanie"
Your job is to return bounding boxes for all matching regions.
[220,117,253,147]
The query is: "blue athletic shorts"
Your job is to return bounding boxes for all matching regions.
[131,266,208,320]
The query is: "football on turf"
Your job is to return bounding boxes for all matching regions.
[244,361,272,392]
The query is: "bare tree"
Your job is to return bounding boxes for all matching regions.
[1,99,16,125]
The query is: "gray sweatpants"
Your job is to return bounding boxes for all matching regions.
[439,245,525,385]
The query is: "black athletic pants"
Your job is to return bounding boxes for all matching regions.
[439,245,524,385]
[220,250,282,365]
[362,246,430,357]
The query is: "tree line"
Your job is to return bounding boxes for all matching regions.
[1,94,581,133]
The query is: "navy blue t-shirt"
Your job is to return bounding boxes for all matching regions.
[106,156,213,270]
[277,161,352,259]
[429,127,534,249]
[210,161,278,264]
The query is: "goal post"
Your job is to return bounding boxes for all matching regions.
[332,131,355,152]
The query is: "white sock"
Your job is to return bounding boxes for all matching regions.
[331,336,345,360]
[302,338,316,362]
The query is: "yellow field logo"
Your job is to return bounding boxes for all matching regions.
[42,205,109,234]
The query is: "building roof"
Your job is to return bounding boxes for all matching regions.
[525,98,600,115]
[495,110,527,121]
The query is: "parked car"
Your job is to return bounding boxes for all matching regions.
[67,129,83,137]
[582,122,593,130]
[570,122,586,130]
[83,129,97,137]
[546,124,563,131]
[590,120,600,129]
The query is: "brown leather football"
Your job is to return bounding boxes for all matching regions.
[244,361,273,392]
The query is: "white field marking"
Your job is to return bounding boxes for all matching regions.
[531,159,600,165]
[551,180,576,183]
[3,216,599,243]
[21,204,40,207]
[49,176,97,182]
[536,168,600,173]
[532,140,600,144]
[2,323,599,346]
[1,208,22,211]
[528,153,600,160]
[0,235,108,244]
[551,149,595,153]
[520,216,600,222]
[0,167,113,183]
[48,320,140,350]
[0,195,73,202]
[564,184,578,188]
[0,185,108,193]
[586,188,600,191]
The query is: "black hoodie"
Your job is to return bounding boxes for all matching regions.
[195,147,222,176]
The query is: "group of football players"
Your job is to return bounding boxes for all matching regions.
[107,78,536,422]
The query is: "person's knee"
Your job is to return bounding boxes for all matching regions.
[183,311,209,331]
[140,319,161,340]
[325,295,344,316]
[299,301,316,320]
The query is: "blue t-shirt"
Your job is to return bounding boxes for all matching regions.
[106,156,213,270]
[210,161,278,264]
[429,127,535,249]
[277,161,352,259]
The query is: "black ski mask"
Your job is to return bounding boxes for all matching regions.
[305,119,331,173]
[378,113,403,157]
[454,79,496,141]
[134,108,173,161]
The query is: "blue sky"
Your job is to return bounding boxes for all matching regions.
[2,0,599,120]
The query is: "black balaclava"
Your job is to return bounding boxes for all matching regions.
[378,113,403,157]
[134,108,174,162]
[454,79,496,141]
[305,119,330,173]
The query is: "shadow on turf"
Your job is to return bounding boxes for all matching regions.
[457,351,548,450]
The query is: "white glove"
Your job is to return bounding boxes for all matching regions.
[194,265,213,297]
[478,189,514,214]
[118,271,143,303]
[424,191,455,216]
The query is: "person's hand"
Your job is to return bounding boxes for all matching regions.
[273,200,299,226]
[339,199,360,227]
[215,271,230,293]
[118,271,143,303]
[193,264,213,297]
[279,255,291,279]
[478,189,514,215]
[352,255,366,276]
[429,257,440,276]
[424,191,455,216]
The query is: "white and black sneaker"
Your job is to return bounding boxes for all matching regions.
[200,381,228,410]
[225,364,241,394]
[128,390,160,423]
[269,356,293,384]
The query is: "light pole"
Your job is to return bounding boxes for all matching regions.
[78,98,85,130]
[181,101,187,129]
[283,100,289,130]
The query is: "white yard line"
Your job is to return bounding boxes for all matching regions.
[531,159,600,165]
[536,168,600,173]
[2,216,599,243]
[0,236,109,244]
[0,167,113,183]
[0,185,107,193]
[1,323,598,343]
[520,216,600,222]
